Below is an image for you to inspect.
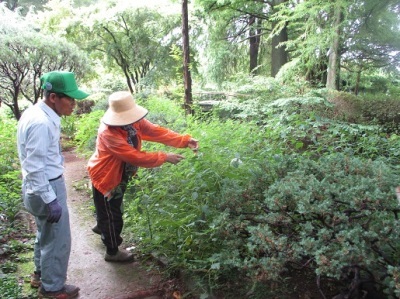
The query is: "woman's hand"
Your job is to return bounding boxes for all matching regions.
[166,153,185,164]
[187,138,199,153]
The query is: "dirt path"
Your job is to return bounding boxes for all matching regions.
[63,150,163,299]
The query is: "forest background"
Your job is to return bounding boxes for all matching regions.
[0,0,400,298]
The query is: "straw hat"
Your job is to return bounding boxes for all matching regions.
[102,91,148,126]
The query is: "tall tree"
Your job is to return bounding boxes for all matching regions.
[270,0,288,77]
[249,15,262,75]
[182,0,193,114]
[194,0,290,81]
[342,0,400,93]
[326,2,344,90]
[272,0,400,90]
[0,7,90,119]
[0,0,48,14]
[61,4,181,93]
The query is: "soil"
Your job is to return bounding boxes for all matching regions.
[62,150,166,299]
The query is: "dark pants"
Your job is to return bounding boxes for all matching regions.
[92,177,128,255]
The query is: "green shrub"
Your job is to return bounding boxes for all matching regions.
[0,117,24,297]
[0,117,21,223]
[358,95,400,134]
[61,114,79,139]
[217,154,399,297]
[141,95,188,132]
[74,110,104,156]
[90,95,109,112]
[119,95,400,297]
[0,275,22,299]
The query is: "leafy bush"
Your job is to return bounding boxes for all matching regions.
[118,95,400,297]
[90,94,109,112]
[216,154,399,297]
[141,95,188,132]
[123,115,269,258]
[358,95,400,134]
[221,74,297,100]
[0,170,22,222]
[74,110,104,156]
[0,117,24,299]
[0,117,21,223]
[61,114,79,139]
[0,275,22,299]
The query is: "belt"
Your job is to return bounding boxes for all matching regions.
[49,174,63,181]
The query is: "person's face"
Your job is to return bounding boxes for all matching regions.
[51,93,76,116]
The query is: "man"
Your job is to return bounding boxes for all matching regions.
[87,91,198,262]
[17,71,89,299]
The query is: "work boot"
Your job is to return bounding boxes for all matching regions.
[91,224,101,235]
[104,248,134,263]
[30,271,41,288]
[38,284,80,299]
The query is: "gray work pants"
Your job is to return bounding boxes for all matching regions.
[22,176,71,292]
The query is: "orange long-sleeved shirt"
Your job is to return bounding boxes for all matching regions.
[87,118,191,195]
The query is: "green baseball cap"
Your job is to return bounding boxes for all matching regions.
[41,71,89,100]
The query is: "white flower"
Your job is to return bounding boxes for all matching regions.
[230,158,243,168]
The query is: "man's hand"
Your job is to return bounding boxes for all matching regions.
[166,153,185,164]
[47,199,62,223]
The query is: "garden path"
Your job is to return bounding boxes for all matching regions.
[63,150,163,299]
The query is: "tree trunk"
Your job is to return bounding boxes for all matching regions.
[271,0,288,77]
[354,69,361,95]
[182,0,193,115]
[326,4,343,90]
[249,16,261,75]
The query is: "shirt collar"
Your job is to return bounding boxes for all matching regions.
[38,100,61,127]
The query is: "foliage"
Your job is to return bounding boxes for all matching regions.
[74,110,104,156]
[123,114,267,257]
[114,94,400,297]
[217,154,400,297]
[89,74,129,95]
[1,0,49,15]
[61,114,79,139]
[0,1,399,295]
[141,95,188,132]
[272,0,400,89]
[0,6,91,120]
[194,0,273,84]
[0,115,31,298]
[0,117,21,222]
[0,275,22,299]
[61,3,182,93]
[358,95,400,134]
[0,170,22,223]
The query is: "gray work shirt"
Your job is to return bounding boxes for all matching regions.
[17,101,64,204]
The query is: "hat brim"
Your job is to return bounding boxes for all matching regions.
[102,104,148,126]
[64,89,90,100]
